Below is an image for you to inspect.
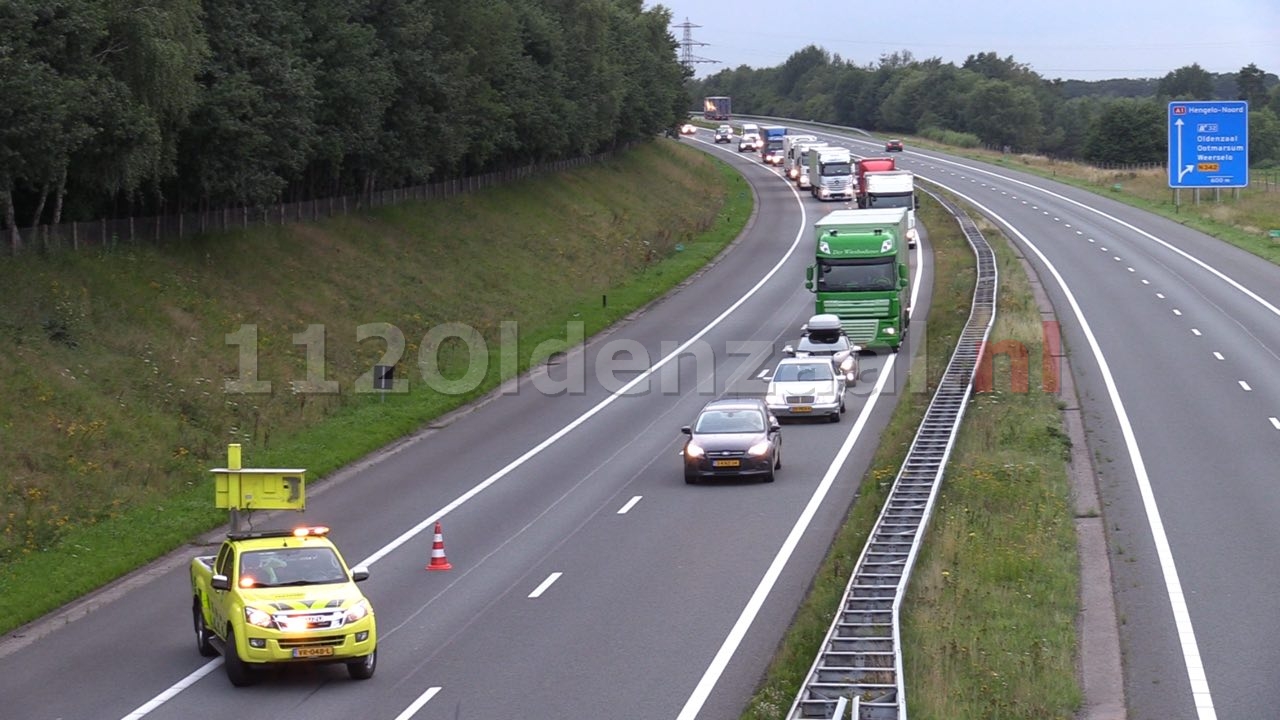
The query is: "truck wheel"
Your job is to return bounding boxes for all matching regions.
[193,598,217,657]
[223,628,256,687]
[347,646,377,680]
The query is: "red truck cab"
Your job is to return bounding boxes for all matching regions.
[855,157,896,208]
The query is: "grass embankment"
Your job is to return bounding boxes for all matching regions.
[0,140,752,634]
[741,196,1080,719]
[907,138,1280,264]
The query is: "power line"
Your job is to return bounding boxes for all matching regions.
[673,17,717,72]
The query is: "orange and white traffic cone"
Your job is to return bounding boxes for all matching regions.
[426,521,453,571]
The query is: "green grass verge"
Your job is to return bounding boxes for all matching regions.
[740,195,1080,718]
[0,140,752,634]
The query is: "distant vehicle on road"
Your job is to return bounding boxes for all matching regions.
[681,397,781,484]
[738,133,761,152]
[714,125,734,143]
[703,96,731,121]
[784,314,861,385]
[885,139,904,152]
[680,123,697,135]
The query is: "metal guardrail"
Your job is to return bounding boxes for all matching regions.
[730,114,876,139]
[785,190,998,720]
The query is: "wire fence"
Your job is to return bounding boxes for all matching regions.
[6,149,624,256]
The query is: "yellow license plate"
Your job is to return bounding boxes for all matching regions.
[292,646,335,659]
[791,406,812,413]
[712,459,740,468]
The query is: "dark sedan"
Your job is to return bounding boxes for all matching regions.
[681,398,781,484]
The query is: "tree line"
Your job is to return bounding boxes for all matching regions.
[691,48,1280,168]
[0,0,690,251]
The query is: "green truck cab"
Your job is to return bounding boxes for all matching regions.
[805,207,911,350]
[190,526,377,686]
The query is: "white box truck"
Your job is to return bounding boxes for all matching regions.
[860,170,919,246]
[795,141,828,189]
[783,134,817,181]
[807,146,854,201]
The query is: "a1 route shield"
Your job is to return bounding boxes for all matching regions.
[1168,101,1249,188]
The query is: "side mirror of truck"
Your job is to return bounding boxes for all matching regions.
[350,566,370,583]
[211,574,230,591]
[913,192,920,209]
[805,265,814,291]
[898,264,908,288]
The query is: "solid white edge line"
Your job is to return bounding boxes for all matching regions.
[393,686,443,720]
[528,572,563,598]
[820,127,1224,717]
[675,345,898,720]
[616,496,642,515]
[119,140,809,720]
[358,146,807,571]
[676,144,927,719]
[914,150,1280,318]
[120,661,222,720]
[911,177,1219,720]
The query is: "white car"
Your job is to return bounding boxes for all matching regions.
[738,133,761,152]
[765,357,847,422]
[679,123,697,135]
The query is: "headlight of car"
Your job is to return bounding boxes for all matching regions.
[245,607,276,629]
[344,599,371,624]
[746,440,772,457]
[765,393,783,405]
[685,443,705,458]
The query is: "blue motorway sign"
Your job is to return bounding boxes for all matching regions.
[1168,101,1249,188]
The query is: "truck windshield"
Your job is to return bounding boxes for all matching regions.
[867,192,912,209]
[767,139,783,150]
[817,258,896,292]
[821,162,851,176]
[240,547,348,587]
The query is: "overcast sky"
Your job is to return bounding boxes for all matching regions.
[653,0,1280,82]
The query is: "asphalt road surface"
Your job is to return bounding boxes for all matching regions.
[0,132,935,720]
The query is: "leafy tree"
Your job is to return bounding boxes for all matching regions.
[176,0,317,207]
[1158,63,1213,99]
[962,79,1043,150]
[300,0,396,197]
[1236,63,1269,108]
[776,45,830,101]
[1041,96,1101,159]
[962,52,1037,84]
[1248,109,1280,167]
[1082,98,1164,164]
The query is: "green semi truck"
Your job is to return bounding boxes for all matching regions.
[805,207,911,350]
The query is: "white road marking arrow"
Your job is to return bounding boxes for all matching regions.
[1175,118,1195,182]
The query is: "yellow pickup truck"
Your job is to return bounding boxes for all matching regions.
[190,526,377,686]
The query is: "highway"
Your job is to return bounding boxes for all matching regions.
[766,119,1280,720]
[0,135,934,719]
[11,117,1276,720]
